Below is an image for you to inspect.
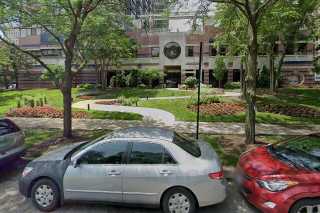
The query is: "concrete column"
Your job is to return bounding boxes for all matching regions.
[181,71,187,83]
[204,69,210,84]
[227,69,233,82]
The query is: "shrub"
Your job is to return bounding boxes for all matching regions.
[110,71,126,88]
[224,82,241,90]
[125,70,139,87]
[184,77,198,89]
[257,65,270,88]
[138,68,164,88]
[44,96,48,105]
[137,83,147,89]
[17,100,21,108]
[187,95,221,106]
[117,96,126,104]
[117,96,140,106]
[78,83,95,90]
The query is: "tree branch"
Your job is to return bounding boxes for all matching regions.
[255,0,279,16]
[17,8,67,54]
[207,0,249,18]
[0,37,53,73]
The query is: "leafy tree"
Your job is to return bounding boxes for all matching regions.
[83,12,137,89]
[40,65,65,89]
[138,68,165,88]
[0,0,127,138]
[213,57,227,88]
[0,45,32,89]
[192,0,281,144]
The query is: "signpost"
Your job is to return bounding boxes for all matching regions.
[196,42,203,139]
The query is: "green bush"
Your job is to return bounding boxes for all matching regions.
[137,68,164,88]
[257,65,270,88]
[78,83,95,90]
[184,77,198,89]
[224,82,241,90]
[187,95,221,106]
[126,70,139,87]
[111,71,126,88]
[137,83,147,89]
[117,96,140,106]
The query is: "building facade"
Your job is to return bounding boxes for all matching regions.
[4,6,319,89]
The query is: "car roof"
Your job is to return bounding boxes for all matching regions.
[106,127,174,142]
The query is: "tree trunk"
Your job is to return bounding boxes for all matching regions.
[244,22,258,144]
[219,80,222,88]
[3,69,9,89]
[62,55,73,138]
[268,52,275,93]
[275,52,286,89]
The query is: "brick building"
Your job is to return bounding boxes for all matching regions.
[4,5,319,88]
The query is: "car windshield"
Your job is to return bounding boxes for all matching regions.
[173,133,201,157]
[270,135,320,172]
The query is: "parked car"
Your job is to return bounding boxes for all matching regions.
[236,134,320,213]
[0,118,25,166]
[19,127,226,212]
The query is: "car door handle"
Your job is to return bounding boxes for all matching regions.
[160,170,173,176]
[108,170,121,176]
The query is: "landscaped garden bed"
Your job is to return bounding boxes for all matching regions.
[95,100,120,105]
[6,106,89,119]
[189,103,245,115]
[258,104,320,118]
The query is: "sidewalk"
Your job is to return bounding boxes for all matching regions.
[10,117,320,136]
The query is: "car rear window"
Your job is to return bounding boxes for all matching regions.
[173,133,201,157]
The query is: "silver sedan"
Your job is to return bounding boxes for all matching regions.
[19,127,226,213]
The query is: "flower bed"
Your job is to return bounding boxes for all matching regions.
[95,100,120,105]
[6,106,88,119]
[258,104,320,118]
[189,103,245,115]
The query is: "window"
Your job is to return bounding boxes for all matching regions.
[209,46,217,56]
[186,46,194,57]
[78,141,128,165]
[0,120,19,136]
[151,47,160,57]
[173,133,201,157]
[315,73,320,82]
[163,149,176,164]
[31,28,37,36]
[129,142,176,164]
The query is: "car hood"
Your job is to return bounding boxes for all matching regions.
[238,146,299,178]
[34,142,87,162]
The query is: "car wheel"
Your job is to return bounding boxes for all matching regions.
[31,178,60,212]
[162,187,197,213]
[290,199,320,213]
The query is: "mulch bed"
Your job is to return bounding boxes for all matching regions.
[78,95,95,100]
[189,103,245,115]
[95,100,120,105]
[6,106,88,119]
[258,104,320,118]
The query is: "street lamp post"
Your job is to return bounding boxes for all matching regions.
[196,42,203,139]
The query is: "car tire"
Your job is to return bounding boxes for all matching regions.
[290,198,320,213]
[31,178,60,212]
[162,187,197,213]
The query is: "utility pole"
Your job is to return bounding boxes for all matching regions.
[196,42,203,139]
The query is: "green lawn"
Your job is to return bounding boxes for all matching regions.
[258,88,320,110]
[139,96,320,125]
[24,129,61,148]
[85,88,194,99]
[0,89,142,120]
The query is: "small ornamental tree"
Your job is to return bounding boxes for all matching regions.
[40,65,65,89]
[213,57,227,88]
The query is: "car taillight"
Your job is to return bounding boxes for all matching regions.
[209,171,224,180]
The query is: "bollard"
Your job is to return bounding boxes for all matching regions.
[87,104,90,111]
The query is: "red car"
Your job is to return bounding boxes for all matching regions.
[236,134,320,213]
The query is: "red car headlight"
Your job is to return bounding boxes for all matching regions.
[257,180,298,192]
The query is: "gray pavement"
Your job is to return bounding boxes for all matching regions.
[9,117,320,136]
[0,159,259,213]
